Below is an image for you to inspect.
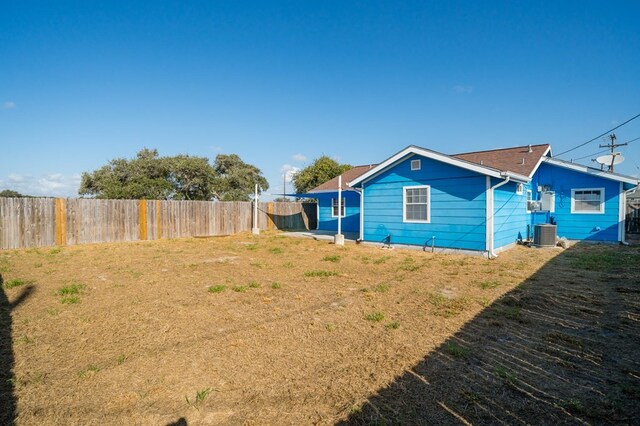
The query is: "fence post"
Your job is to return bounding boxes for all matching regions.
[55,198,67,246]
[139,200,148,240]
[267,202,274,230]
[156,200,162,239]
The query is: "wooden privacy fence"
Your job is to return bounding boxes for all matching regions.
[0,198,316,249]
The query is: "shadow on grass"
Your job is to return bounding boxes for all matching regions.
[0,273,35,426]
[339,243,640,425]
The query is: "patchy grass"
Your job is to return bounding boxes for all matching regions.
[248,281,261,289]
[304,270,338,278]
[2,235,638,425]
[385,321,400,330]
[427,293,472,318]
[322,255,341,263]
[78,364,100,378]
[56,282,85,296]
[445,341,468,358]
[2,278,34,289]
[232,285,248,293]
[479,280,500,289]
[207,285,226,293]
[269,247,284,255]
[364,312,385,322]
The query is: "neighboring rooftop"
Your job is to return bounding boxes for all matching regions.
[309,164,378,192]
[453,144,551,177]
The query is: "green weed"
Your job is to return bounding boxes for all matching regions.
[48,247,63,255]
[60,296,79,305]
[116,354,127,365]
[322,255,341,263]
[373,256,391,265]
[364,312,385,322]
[428,293,471,318]
[495,366,516,385]
[2,278,34,289]
[0,255,11,273]
[186,387,214,409]
[399,257,421,272]
[385,321,400,330]
[79,364,100,378]
[445,341,468,358]
[57,282,85,296]
[271,282,281,289]
[248,281,260,288]
[208,285,226,293]
[304,270,338,278]
[479,280,500,289]
[232,286,247,293]
[373,283,390,293]
[269,247,283,255]
[561,398,584,413]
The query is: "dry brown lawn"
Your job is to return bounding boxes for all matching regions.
[0,232,638,425]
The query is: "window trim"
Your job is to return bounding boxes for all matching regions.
[331,197,346,218]
[526,189,533,213]
[410,159,421,171]
[403,185,431,223]
[571,188,605,214]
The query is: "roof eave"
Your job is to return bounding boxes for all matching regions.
[348,145,530,187]
[543,157,640,185]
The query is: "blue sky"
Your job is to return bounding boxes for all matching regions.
[1,1,639,198]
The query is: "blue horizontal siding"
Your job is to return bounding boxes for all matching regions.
[363,155,487,251]
[493,180,528,249]
[531,163,621,241]
[316,192,360,233]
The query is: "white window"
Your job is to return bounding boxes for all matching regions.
[571,188,605,214]
[331,197,346,217]
[403,185,430,223]
[411,159,421,171]
[516,183,523,195]
[526,189,533,213]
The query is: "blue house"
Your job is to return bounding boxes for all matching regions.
[342,144,639,256]
[302,165,376,233]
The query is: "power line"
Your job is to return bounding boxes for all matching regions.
[569,135,640,162]
[571,148,609,162]
[555,112,640,157]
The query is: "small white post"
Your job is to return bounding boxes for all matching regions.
[252,184,260,235]
[334,175,344,246]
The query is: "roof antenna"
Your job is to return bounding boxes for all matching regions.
[527,144,532,153]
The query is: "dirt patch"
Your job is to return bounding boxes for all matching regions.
[0,234,638,425]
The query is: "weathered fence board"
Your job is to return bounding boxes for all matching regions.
[0,198,315,249]
[0,198,55,249]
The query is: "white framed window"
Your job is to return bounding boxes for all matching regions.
[403,185,430,223]
[526,189,533,213]
[571,188,605,214]
[516,183,524,195]
[331,197,346,217]
[410,159,421,171]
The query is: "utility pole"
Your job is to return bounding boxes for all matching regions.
[283,173,286,201]
[599,133,628,172]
